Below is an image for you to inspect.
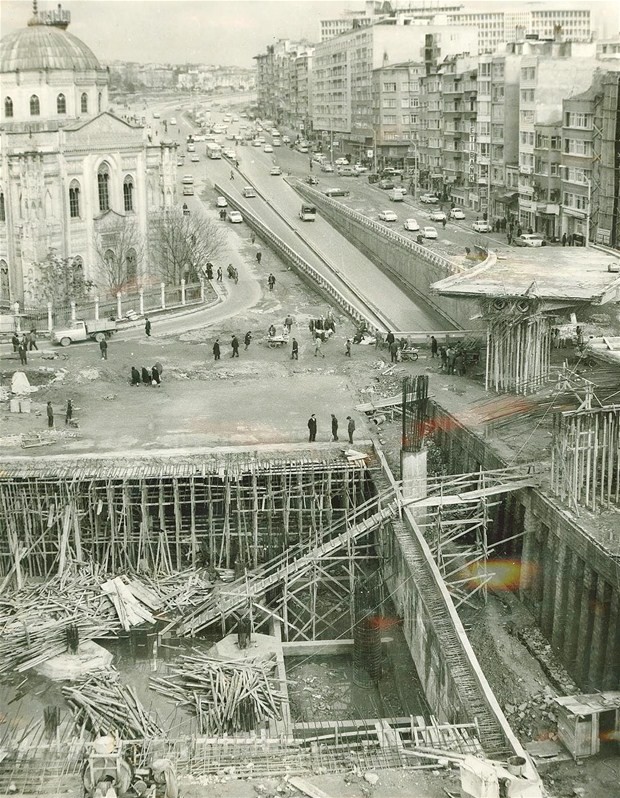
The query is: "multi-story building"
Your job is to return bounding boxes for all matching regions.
[371,62,423,173]
[598,72,620,249]
[440,56,478,209]
[254,39,312,129]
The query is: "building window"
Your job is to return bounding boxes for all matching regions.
[81,92,88,113]
[98,92,102,112]
[4,97,13,118]
[69,180,80,218]
[0,191,5,222]
[0,260,8,300]
[123,176,134,212]
[383,82,397,92]
[30,95,40,116]
[97,163,110,212]
[57,93,66,114]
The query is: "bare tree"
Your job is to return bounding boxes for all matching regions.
[25,253,95,308]
[93,216,145,296]
[149,207,227,284]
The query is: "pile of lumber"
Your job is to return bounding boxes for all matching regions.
[150,652,286,735]
[62,670,163,738]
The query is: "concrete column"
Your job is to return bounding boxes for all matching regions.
[574,566,596,687]
[160,282,166,309]
[46,302,53,332]
[116,292,122,320]
[139,289,144,316]
[540,531,557,638]
[563,554,585,677]
[602,589,620,690]
[13,302,21,333]
[551,544,570,654]
[94,296,100,320]
[181,279,186,306]
[200,279,205,301]
[400,449,427,502]
[70,301,76,321]
[587,577,611,691]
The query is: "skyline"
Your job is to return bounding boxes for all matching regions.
[1,0,619,69]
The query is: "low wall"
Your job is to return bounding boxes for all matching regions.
[294,182,487,332]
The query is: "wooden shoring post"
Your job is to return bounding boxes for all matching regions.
[139,479,149,570]
[158,481,167,572]
[72,492,83,564]
[283,472,291,551]
[173,478,182,569]
[252,471,259,570]
[222,474,232,568]
[190,477,197,570]
[235,479,244,568]
[282,550,290,641]
[297,468,303,540]
[326,470,333,528]
[207,476,215,568]
[267,472,274,562]
[121,481,130,569]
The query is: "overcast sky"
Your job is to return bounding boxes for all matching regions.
[1,0,619,68]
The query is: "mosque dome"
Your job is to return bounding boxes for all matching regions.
[0,21,101,73]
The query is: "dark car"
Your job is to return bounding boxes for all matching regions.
[323,187,350,197]
[367,174,380,184]
[305,176,319,185]
[378,179,395,190]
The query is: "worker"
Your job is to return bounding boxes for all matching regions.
[65,399,73,425]
[347,416,356,445]
[145,317,152,337]
[46,401,54,429]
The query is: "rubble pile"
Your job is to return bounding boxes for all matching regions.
[502,687,561,742]
[516,627,579,695]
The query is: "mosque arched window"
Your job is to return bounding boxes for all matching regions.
[4,97,13,118]
[81,93,88,113]
[126,248,137,282]
[69,180,81,218]
[57,93,66,114]
[0,191,5,222]
[0,260,9,301]
[97,163,110,212]
[123,176,134,212]
[30,95,40,116]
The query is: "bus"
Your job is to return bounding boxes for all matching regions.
[206,142,222,160]
[299,203,317,221]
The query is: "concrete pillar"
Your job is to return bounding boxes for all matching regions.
[200,279,205,301]
[587,577,611,690]
[540,531,557,638]
[181,279,186,305]
[13,302,21,332]
[94,296,100,320]
[400,449,427,502]
[47,302,53,332]
[139,289,144,316]
[574,566,596,687]
[563,554,585,677]
[70,301,76,321]
[602,589,620,690]
[116,292,122,320]
[160,282,166,309]
[551,544,570,654]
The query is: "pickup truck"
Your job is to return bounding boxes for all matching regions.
[51,319,117,347]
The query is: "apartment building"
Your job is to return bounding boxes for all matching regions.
[371,62,423,171]
[254,39,313,129]
[440,56,478,208]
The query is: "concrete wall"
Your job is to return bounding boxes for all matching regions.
[294,183,486,332]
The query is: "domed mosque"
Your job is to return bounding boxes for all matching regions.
[0,2,177,305]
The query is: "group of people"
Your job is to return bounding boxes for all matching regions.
[130,365,162,386]
[308,413,356,445]
[226,263,239,283]
[12,330,38,365]
[45,398,74,429]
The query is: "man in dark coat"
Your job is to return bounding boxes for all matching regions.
[151,365,161,386]
[11,332,19,353]
[99,338,108,360]
[307,414,317,442]
[213,339,221,360]
[291,338,299,360]
[430,336,438,358]
[386,331,395,348]
[244,331,252,350]
[141,367,151,385]
[231,335,239,357]
[145,317,152,337]
[46,401,54,428]
[65,399,73,425]
[347,416,356,445]
[389,340,399,363]
[331,414,339,441]
[256,251,262,265]
[131,366,141,386]
[18,342,27,365]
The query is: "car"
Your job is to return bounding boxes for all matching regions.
[242,186,256,198]
[264,145,274,153]
[282,135,291,143]
[216,196,228,208]
[379,210,398,222]
[429,210,447,222]
[514,233,547,247]
[338,167,357,177]
[403,218,420,232]
[305,175,319,185]
[321,163,334,172]
[420,193,439,204]
[223,149,236,159]
[170,117,177,125]
[472,220,493,233]
[423,226,438,239]
[335,157,349,166]
[193,134,207,142]
[297,145,309,153]
[354,164,368,174]
[227,210,243,223]
[324,187,350,197]
[181,174,193,185]
[378,179,395,190]
[176,159,184,167]
[252,140,261,147]
[449,208,465,220]
[270,166,282,176]
[153,112,161,119]
[273,139,282,147]
[190,154,200,162]
[187,143,196,152]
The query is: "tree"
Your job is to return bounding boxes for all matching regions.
[149,207,227,284]
[25,253,95,308]
[93,216,145,296]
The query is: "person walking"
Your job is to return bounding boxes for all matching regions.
[439,346,447,371]
[331,414,339,441]
[18,341,28,365]
[386,331,395,348]
[131,366,141,386]
[347,416,356,445]
[151,365,161,386]
[291,338,299,360]
[28,329,38,351]
[212,339,221,361]
[231,335,239,358]
[141,366,151,385]
[268,273,276,291]
[256,251,262,265]
[99,337,108,360]
[244,331,252,350]
[65,399,73,425]
[251,232,256,245]
[284,314,294,333]
[430,335,438,358]
[562,232,567,247]
[345,339,352,357]
[46,401,54,429]
[314,336,325,358]
[217,266,223,282]
[389,340,399,363]
[442,218,447,229]
[507,230,513,245]
[307,414,317,442]
[11,332,19,353]
[145,317,152,337]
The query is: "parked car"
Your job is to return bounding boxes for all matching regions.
[282,135,291,143]
[378,179,395,190]
[270,166,282,176]
[338,167,357,177]
[472,220,493,233]
[324,187,350,197]
[264,145,273,153]
[404,218,420,232]
[420,193,439,204]
[449,208,465,220]
[273,139,282,147]
[367,174,380,184]
[321,163,334,173]
[305,175,319,185]
[242,186,256,198]
[190,154,200,162]
[170,117,177,125]
[514,233,547,247]
[216,196,228,208]
[429,210,447,222]
[354,164,368,174]
[223,148,236,159]
[335,157,349,166]
[227,210,243,224]
[423,226,438,239]
[379,210,398,222]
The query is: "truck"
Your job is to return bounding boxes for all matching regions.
[206,142,222,159]
[51,319,117,347]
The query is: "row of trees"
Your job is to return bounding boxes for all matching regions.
[26,208,227,308]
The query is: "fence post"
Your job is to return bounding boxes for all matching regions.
[200,279,205,302]
[116,292,122,320]
[139,289,144,316]
[181,279,186,306]
[47,302,53,332]
[70,301,76,322]
[94,296,100,321]
[160,282,166,310]
[13,302,21,332]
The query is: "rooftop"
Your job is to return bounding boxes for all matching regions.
[0,22,100,73]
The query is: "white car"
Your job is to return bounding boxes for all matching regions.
[170,117,177,125]
[449,208,465,220]
[216,196,228,208]
[420,194,439,204]
[335,157,349,166]
[379,210,398,222]
[224,149,236,159]
[153,112,161,119]
[252,140,262,147]
[423,226,438,239]
[321,163,334,173]
[264,145,273,153]
[227,210,243,223]
[282,135,291,143]
[181,174,193,185]
[404,218,420,232]
[354,164,368,174]
[190,154,200,162]
[514,233,547,247]
[242,186,256,198]
[472,220,493,233]
[429,210,446,222]
[176,159,184,167]
[273,139,282,147]
[270,166,282,176]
